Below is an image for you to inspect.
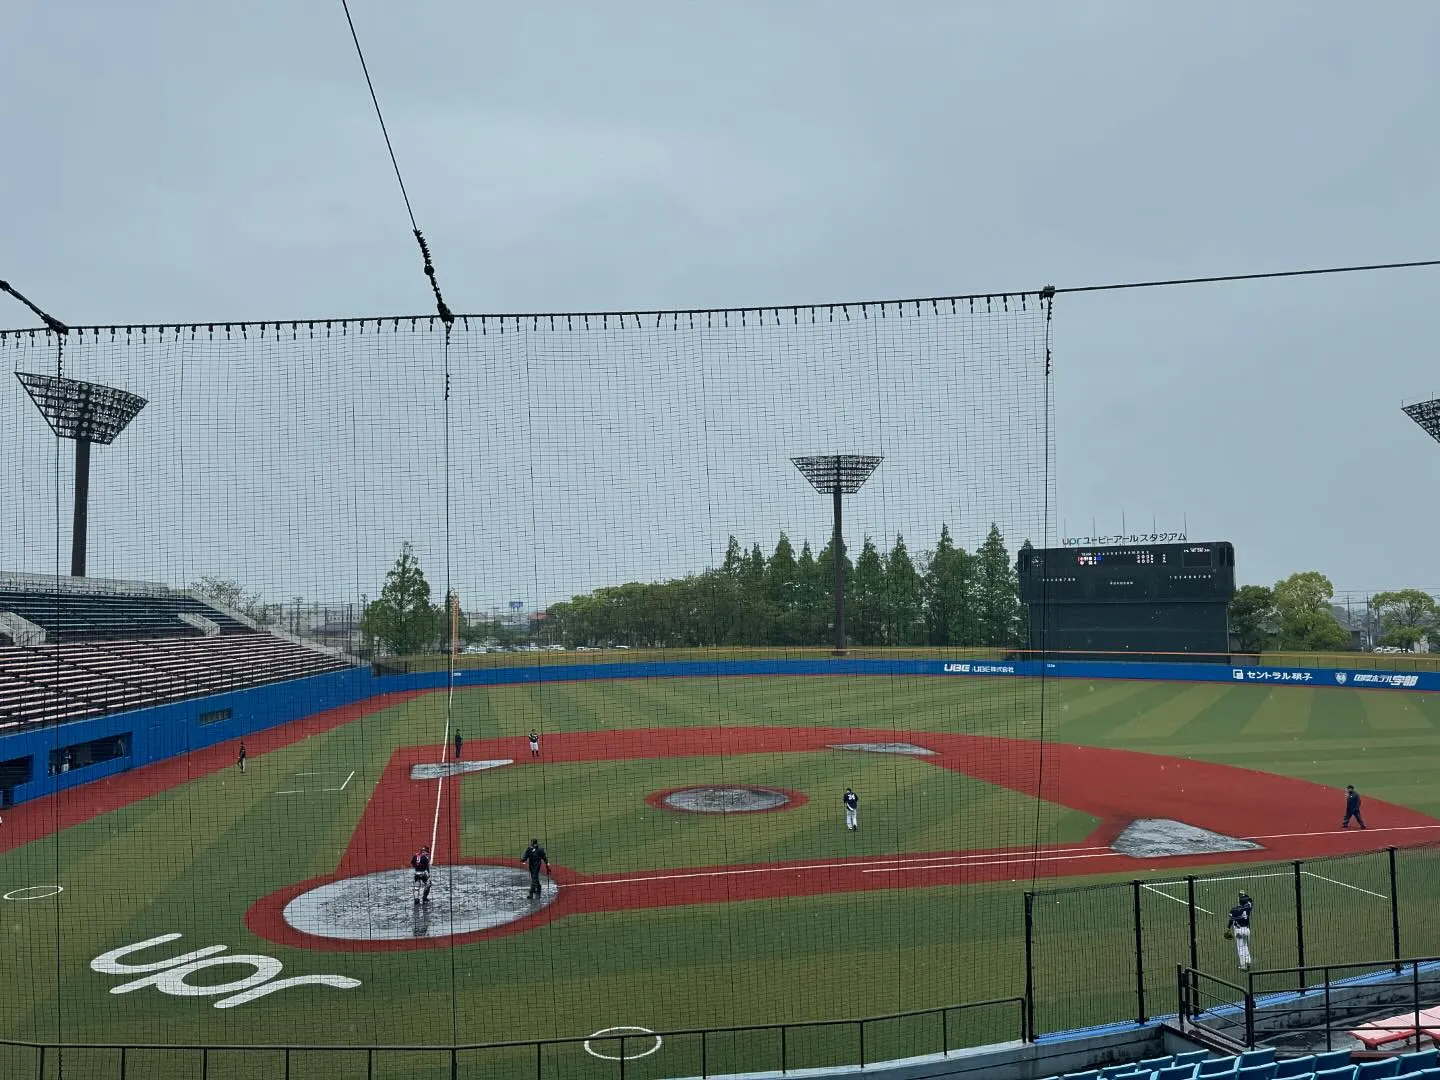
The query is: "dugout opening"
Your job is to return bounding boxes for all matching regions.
[46,732,131,777]
[0,754,32,808]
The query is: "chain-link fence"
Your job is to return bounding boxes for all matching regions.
[1025,845,1440,1036]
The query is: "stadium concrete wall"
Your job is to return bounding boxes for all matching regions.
[1,656,1435,807]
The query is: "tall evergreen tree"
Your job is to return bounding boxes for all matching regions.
[974,524,1019,647]
[884,534,924,645]
[851,537,885,646]
[924,524,975,646]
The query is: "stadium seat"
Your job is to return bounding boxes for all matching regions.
[1314,1066,1360,1080]
[1062,1071,1101,1080]
[1198,1060,1241,1077]
[1241,1051,1279,1067]
[1312,1053,1356,1073]
[1275,1058,1317,1078]
[1358,1059,1403,1080]
[1140,1057,1177,1071]
[1397,1052,1440,1072]
[1157,1064,1200,1080]
[1174,1053,1214,1068]
[1237,1063,1278,1080]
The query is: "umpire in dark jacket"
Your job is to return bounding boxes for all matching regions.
[1342,785,1367,829]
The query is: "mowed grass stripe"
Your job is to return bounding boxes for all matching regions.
[1362,692,1434,732]
[1052,681,1189,743]
[1108,684,1229,742]
[1240,687,1314,738]
[1304,682,1370,742]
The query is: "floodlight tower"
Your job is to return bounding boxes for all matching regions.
[1404,399,1440,447]
[791,454,882,656]
[16,372,148,577]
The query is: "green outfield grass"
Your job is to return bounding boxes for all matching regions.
[4,673,1440,1079]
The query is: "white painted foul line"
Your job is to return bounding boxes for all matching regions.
[1140,882,1214,915]
[1302,869,1389,901]
[328,770,356,793]
[583,1026,662,1062]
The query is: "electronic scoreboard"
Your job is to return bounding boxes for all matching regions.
[1017,541,1235,660]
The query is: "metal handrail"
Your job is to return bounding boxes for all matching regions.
[0,994,1028,1079]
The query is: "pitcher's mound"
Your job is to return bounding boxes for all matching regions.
[1111,819,1262,858]
[655,786,796,814]
[283,865,557,941]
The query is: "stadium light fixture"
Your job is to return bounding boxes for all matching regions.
[791,454,882,656]
[16,371,148,578]
[1403,398,1440,446]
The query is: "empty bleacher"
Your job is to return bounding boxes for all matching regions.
[1046,1047,1440,1080]
[0,583,353,729]
[0,589,252,642]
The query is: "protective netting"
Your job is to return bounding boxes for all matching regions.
[0,296,1056,1073]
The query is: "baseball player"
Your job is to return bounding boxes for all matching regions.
[1226,891,1253,972]
[237,742,247,773]
[528,730,541,758]
[411,844,432,904]
[843,787,859,831]
[1342,785,1367,829]
[454,731,463,760]
[522,838,550,899]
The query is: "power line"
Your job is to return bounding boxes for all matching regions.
[1052,258,1440,297]
[338,0,453,327]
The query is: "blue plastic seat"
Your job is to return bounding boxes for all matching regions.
[1174,1053,1213,1068]
[1275,1058,1317,1079]
[1198,1060,1240,1078]
[1064,1071,1102,1080]
[1312,1053,1354,1073]
[1157,1065,1199,1080]
[1241,1051,1279,1067]
[1358,1059,1402,1080]
[1315,1066,1359,1080]
[1140,1058,1177,1072]
[1399,1053,1440,1073]
[1237,1064,1277,1080]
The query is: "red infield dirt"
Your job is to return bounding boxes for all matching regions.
[244,726,1440,952]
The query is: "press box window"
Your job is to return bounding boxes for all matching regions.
[198,708,233,726]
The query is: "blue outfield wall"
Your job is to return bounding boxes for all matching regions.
[0,655,1434,807]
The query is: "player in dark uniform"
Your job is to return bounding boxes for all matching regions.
[237,742,247,773]
[843,787,859,831]
[528,730,540,758]
[411,845,432,904]
[454,731,463,760]
[1226,891,1253,971]
[1342,785,1367,829]
[522,838,550,899]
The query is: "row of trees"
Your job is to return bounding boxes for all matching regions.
[202,546,1440,659]
[1230,574,1437,653]
[544,525,1026,650]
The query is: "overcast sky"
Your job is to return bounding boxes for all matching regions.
[3,1,1440,606]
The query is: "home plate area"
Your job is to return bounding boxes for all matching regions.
[282,865,559,941]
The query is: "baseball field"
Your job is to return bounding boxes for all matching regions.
[4,670,1440,1079]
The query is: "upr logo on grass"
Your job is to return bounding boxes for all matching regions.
[91,933,360,1009]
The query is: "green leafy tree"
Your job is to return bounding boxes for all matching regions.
[1371,589,1438,652]
[1272,571,1350,651]
[191,577,269,622]
[362,542,440,656]
[974,524,1020,647]
[884,534,924,645]
[1228,585,1278,653]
